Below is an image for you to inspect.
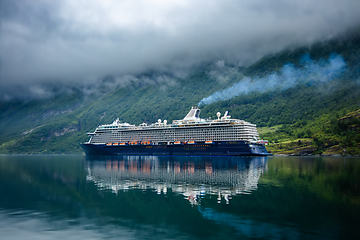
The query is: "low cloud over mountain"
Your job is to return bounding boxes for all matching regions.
[1,0,360,100]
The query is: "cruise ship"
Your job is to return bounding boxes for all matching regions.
[80,107,271,156]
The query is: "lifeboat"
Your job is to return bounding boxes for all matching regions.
[205,140,215,144]
[113,142,119,146]
[187,140,196,144]
[119,142,127,146]
[174,141,182,145]
[106,143,112,146]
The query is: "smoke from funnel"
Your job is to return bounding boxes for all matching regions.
[198,53,346,106]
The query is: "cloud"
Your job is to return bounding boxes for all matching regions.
[1,0,360,99]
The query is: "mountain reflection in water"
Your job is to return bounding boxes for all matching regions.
[1,155,360,239]
[86,156,267,205]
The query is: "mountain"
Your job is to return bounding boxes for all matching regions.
[1,33,359,155]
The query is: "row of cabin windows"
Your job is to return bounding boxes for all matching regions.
[111,127,257,134]
[92,126,258,143]
[110,127,256,136]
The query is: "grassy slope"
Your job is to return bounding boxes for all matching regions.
[263,109,360,156]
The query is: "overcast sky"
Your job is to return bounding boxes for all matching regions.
[1,0,360,99]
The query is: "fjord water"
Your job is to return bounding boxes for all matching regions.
[0,155,359,239]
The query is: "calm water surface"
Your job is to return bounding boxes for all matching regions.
[0,155,359,239]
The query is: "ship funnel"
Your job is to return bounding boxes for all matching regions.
[183,106,201,121]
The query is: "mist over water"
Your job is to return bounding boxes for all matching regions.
[199,53,347,106]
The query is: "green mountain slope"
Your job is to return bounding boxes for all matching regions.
[0,71,242,154]
[1,34,359,155]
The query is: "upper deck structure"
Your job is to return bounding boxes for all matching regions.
[87,107,260,145]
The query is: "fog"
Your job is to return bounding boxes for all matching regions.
[1,0,360,100]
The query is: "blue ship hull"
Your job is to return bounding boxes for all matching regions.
[80,141,271,156]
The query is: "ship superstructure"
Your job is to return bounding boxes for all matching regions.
[81,107,271,156]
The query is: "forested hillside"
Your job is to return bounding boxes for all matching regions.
[1,33,359,155]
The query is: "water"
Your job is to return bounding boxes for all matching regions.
[0,155,359,239]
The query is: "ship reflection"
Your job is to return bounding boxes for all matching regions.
[86,156,268,205]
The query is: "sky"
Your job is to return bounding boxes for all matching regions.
[1,0,360,100]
